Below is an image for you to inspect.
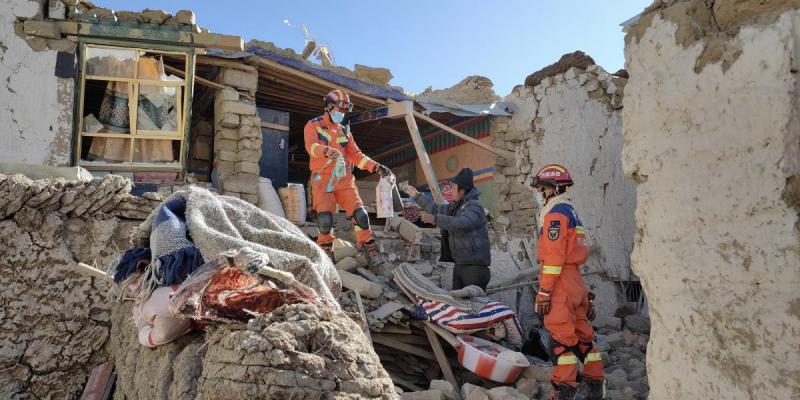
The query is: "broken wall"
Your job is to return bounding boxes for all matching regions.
[1,0,76,166]
[493,61,637,317]
[0,174,160,399]
[623,2,800,398]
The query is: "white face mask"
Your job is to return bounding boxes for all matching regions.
[535,191,545,207]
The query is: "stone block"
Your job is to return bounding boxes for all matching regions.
[221,173,258,195]
[220,69,258,91]
[141,8,170,24]
[585,78,601,92]
[175,9,196,25]
[487,386,527,400]
[220,113,240,129]
[565,67,579,80]
[116,11,142,23]
[49,0,66,19]
[238,138,261,151]
[239,124,261,139]
[402,390,443,400]
[240,115,262,127]
[218,150,238,162]
[216,128,239,140]
[335,256,358,271]
[25,37,48,51]
[428,380,455,400]
[237,150,261,163]
[24,20,60,39]
[217,139,238,152]
[236,161,259,175]
[220,87,240,101]
[48,38,76,53]
[224,191,241,199]
[220,100,256,116]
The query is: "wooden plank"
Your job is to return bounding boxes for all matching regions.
[354,291,373,345]
[405,113,446,204]
[261,122,289,131]
[372,335,436,361]
[413,110,516,160]
[80,361,114,400]
[164,64,225,90]
[423,321,461,349]
[249,56,387,107]
[423,323,459,393]
[387,372,425,392]
[57,21,243,51]
[374,332,430,346]
[196,55,257,72]
[77,262,112,281]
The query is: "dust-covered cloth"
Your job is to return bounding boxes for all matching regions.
[132,186,341,305]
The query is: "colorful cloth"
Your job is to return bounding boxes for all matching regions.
[420,299,523,344]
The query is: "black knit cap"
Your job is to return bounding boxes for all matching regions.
[451,168,474,192]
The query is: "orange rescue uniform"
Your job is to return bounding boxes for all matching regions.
[304,113,378,246]
[537,194,604,389]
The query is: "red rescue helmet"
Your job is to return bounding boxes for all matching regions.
[531,164,574,188]
[323,89,353,112]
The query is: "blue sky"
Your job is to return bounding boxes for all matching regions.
[99,1,649,96]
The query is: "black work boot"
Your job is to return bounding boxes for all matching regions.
[361,239,384,267]
[582,378,606,400]
[549,383,577,400]
[320,242,335,263]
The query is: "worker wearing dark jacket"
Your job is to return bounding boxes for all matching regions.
[404,168,491,290]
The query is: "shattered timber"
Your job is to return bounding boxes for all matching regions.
[1,1,799,400]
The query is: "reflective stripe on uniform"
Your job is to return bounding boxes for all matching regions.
[542,265,562,275]
[310,143,322,157]
[576,226,586,235]
[585,352,602,362]
[557,355,578,365]
[357,156,370,169]
[336,136,348,144]
[316,126,332,142]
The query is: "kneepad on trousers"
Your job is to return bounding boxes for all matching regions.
[317,211,333,234]
[352,207,370,230]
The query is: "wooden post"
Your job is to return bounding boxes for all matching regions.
[423,323,459,393]
[413,110,516,160]
[405,113,446,204]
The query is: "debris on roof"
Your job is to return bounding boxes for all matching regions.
[523,51,596,87]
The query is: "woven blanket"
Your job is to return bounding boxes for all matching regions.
[133,187,340,305]
[393,263,489,313]
[421,299,523,346]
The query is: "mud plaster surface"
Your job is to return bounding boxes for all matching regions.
[623,8,800,399]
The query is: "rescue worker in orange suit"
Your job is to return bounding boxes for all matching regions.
[531,164,606,400]
[304,89,392,266]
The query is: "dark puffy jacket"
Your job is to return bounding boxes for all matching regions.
[416,187,491,266]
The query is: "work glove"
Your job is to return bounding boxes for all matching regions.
[586,291,596,321]
[326,148,343,164]
[534,289,552,316]
[377,164,392,177]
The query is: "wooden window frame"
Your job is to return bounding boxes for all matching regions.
[74,40,196,172]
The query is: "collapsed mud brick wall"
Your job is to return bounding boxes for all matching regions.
[623,1,800,398]
[109,302,397,400]
[493,57,637,317]
[0,174,160,399]
[213,66,262,205]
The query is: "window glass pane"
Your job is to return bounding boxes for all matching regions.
[83,79,133,134]
[138,52,185,82]
[132,139,180,164]
[137,85,181,133]
[86,47,136,78]
[81,137,131,163]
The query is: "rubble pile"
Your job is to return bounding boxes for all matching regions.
[416,76,500,105]
[110,302,397,399]
[0,174,158,399]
